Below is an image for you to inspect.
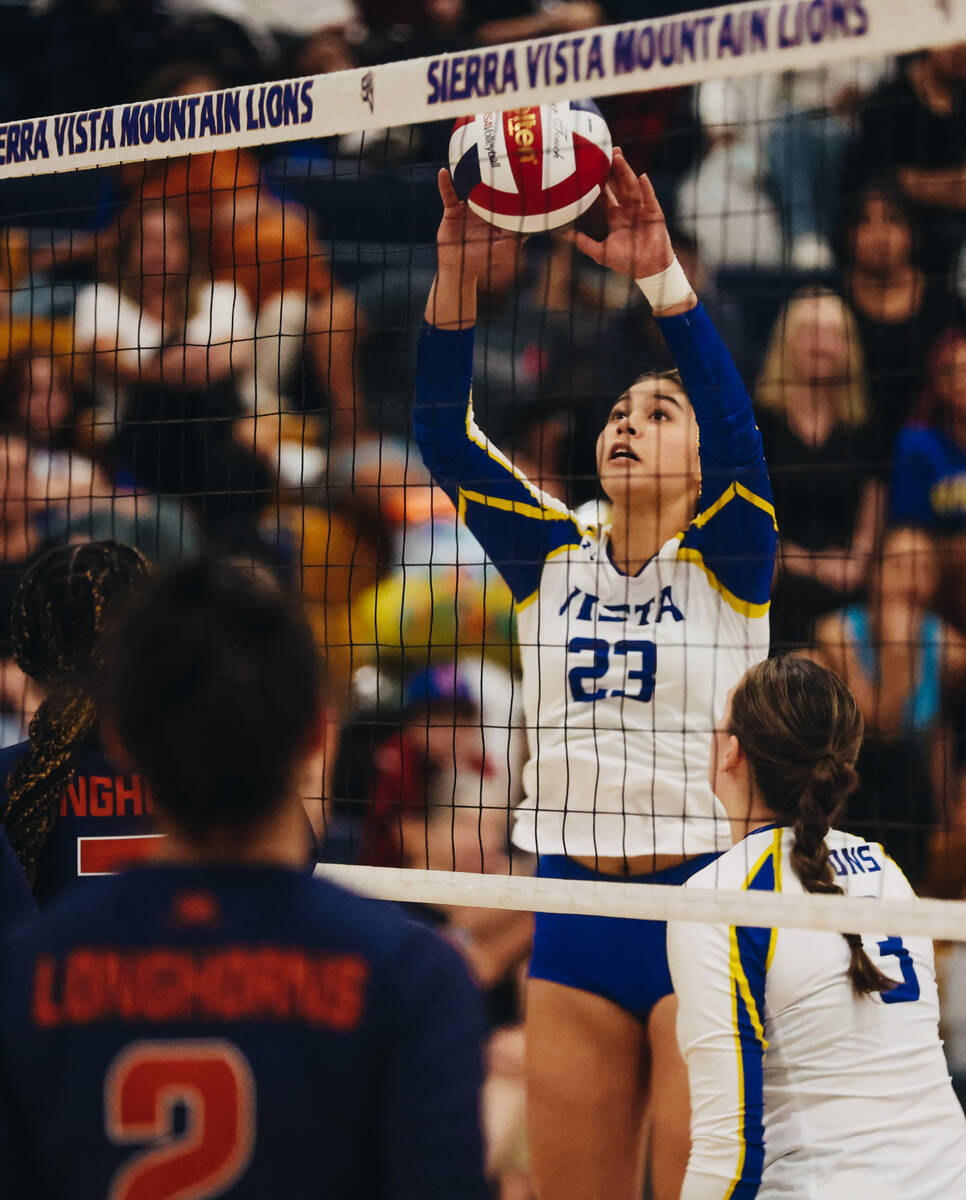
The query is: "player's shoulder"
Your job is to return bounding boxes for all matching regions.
[0,738,29,780]
[684,826,781,893]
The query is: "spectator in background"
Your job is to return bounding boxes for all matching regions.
[848,45,966,273]
[756,290,885,648]
[463,0,602,47]
[133,62,369,449]
[677,74,783,270]
[765,59,892,271]
[810,527,966,887]
[0,542,154,906]
[1,351,110,504]
[891,329,966,629]
[73,199,271,543]
[0,434,43,746]
[841,178,964,451]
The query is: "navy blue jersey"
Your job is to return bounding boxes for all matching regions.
[0,742,161,907]
[0,864,487,1199]
[0,823,35,937]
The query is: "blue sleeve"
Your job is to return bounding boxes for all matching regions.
[0,827,34,937]
[891,431,936,527]
[381,925,488,1200]
[414,323,586,604]
[658,303,777,616]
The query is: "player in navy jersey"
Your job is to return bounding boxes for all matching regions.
[0,542,155,905]
[416,150,776,1200]
[0,560,487,1199]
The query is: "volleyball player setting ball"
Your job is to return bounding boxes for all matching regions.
[669,656,966,1197]
[416,103,777,1200]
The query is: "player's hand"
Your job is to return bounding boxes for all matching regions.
[565,148,674,279]
[434,168,522,282]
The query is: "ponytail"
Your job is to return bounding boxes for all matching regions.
[730,656,897,998]
[5,684,97,883]
[789,765,896,997]
[3,542,147,882]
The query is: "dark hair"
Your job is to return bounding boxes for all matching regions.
[6,541,149,882]
[103,559,322,842]
[913,326,966,426]
[728,655,896,997]
[838,174,920,268]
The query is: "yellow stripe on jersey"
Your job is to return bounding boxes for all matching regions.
[768,828,783,969]
[464,400,575,519]
[730,926,768,1049]
[675,545,771,619]
[691,481,778,533]
[726,938,748,1200]
[458,488,578,524]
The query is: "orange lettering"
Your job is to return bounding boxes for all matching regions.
[89,776,114,817]
[31,956,61,1029]
[114,775,143,816]
[64,777,87,818]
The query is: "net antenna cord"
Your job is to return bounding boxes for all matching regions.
[316,864,966,943]
[3,0,966,179]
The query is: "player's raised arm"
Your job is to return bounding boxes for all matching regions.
[414,169,586,605]
[569,149,776,613]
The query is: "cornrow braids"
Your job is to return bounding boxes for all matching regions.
[729,655,897,998]
[4,542,148,883]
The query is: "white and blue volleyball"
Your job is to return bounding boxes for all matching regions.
[449,100,613,233]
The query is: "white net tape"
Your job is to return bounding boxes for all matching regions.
[317,864,966,940]
[2,0,965,178]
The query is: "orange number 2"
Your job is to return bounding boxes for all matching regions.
[105,1039,256,1200]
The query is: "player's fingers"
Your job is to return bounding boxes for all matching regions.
[566,230,605,264]
[611,150,643,208]
[438,168,462,210]
[636,171,666,221]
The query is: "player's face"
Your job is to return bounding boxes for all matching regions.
[596,377,699,509]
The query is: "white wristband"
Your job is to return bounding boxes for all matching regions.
[635,257,692,312]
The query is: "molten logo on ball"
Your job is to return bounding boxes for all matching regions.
[449,100,613,234]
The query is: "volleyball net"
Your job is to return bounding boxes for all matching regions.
[3,0,966,941]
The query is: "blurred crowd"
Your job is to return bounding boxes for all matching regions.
[2,2,966,1185]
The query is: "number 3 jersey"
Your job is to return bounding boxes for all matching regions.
[415,303,777,859]
[668,827,966,1199]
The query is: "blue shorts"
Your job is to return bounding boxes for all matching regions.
[529,852,720,1023]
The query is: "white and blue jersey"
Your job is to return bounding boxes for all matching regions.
[668,827,966,1199]
[415,303,777,858]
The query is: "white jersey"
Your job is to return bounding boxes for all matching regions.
[513,526,769,856]
[414,303,777,859]
[668,826,966,1199]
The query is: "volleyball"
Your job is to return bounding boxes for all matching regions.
[448,100,613,233]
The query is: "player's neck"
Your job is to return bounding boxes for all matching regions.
[609,495,692,575]
[154,800,312,870]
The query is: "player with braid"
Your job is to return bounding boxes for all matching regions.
[0,541,151,901]
[668,655,966,1198]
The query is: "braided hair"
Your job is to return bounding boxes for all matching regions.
[4,542,148,883]
[728,655,896,997]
